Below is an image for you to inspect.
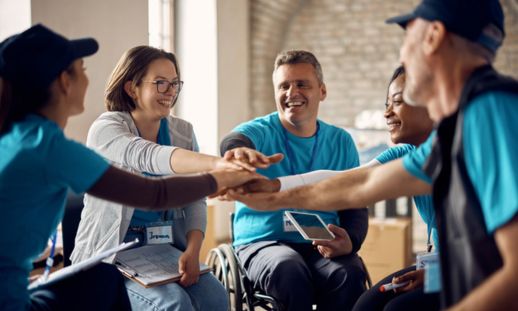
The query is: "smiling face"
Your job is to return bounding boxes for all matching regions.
[130,58,178,122]
[273,63,326,136]
[384,73,433,145]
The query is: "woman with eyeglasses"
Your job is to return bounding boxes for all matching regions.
[70,46,271,311]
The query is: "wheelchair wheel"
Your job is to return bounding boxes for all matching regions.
[206,244,244,311]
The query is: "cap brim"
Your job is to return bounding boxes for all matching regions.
[386,12,416,28]
[70,38,99,59]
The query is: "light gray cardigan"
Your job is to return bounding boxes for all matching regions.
[70,111,207,263]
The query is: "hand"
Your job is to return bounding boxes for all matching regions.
[29,274,41,283]
[214,178,281,201]
[312,224,353,258]
[209,169,265,194]
[392,269,424,293]
[223,147,283,170]
[213,157,255,172]
[223,189,284,211]
[243,178,281,193]
[178,249,200,287]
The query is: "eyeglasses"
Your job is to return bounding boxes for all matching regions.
[143,80,184,94]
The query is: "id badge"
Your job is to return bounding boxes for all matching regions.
[416,251,438,270]
[145,220,174,244]
[283,214,297,232]
[424,258,442,293]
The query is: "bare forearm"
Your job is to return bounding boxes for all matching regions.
[275,159,429,211]
[186,230,204,254]
[170,148,218,173]
[273,167,373,211]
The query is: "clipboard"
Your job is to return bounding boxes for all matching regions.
[28,239,139,290]
[115,244,212,288]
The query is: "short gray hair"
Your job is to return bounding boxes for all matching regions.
[450,33,496,64]
[273,50,324,84]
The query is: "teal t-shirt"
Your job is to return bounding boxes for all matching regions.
[403,91,518,234]
[0,115,110,309]
[232,112,360,246]
[402,132,435,184]
[376,144,438,247]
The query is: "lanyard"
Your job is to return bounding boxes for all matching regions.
[426,225,433,252]
[41,230,57,282]
[282,123,320,175]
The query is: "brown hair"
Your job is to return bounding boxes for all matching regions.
[105,46,180,111]
[273,50,324,84]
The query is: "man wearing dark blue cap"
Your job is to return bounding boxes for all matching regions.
[228,0,518,310]
[386,1,518,309]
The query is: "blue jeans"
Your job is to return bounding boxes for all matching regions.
[125,272,228,311]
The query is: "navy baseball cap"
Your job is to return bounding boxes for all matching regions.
[0,24,98,89]
[386,0,505,53]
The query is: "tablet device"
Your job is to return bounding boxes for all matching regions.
[284,211,335,241]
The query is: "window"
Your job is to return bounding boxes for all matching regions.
[148,0,174,50]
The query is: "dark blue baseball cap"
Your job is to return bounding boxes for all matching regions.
[0,24,98,89]
[386,0,505,53]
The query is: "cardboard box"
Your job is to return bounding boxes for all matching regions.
[358,217,413,284]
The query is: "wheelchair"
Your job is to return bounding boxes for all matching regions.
[205,214,372,311]
[206,243,281,311]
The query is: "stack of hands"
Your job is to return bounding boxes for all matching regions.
[209,147,353,260]
[208,147,287,213]
[208,147,283,197]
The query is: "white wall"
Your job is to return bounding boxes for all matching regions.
[175,0,249,155]
[0,0,31,40]
[30,0,149,142]
[174,0,219,155]
[175,0,249,240]
[216,0,250,148]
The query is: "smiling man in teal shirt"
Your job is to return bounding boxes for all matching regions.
[221,50,368,311]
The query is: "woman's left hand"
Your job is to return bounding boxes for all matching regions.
[178,249,200,287]
[392,269,425,292]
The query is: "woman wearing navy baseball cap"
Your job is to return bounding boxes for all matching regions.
[0,24,262,310]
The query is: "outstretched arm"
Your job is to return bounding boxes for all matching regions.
[87,166,263,210]
[229,158,430,212]
[235,161,380,194]
[87,114,269,174]
[170,148,263,173]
